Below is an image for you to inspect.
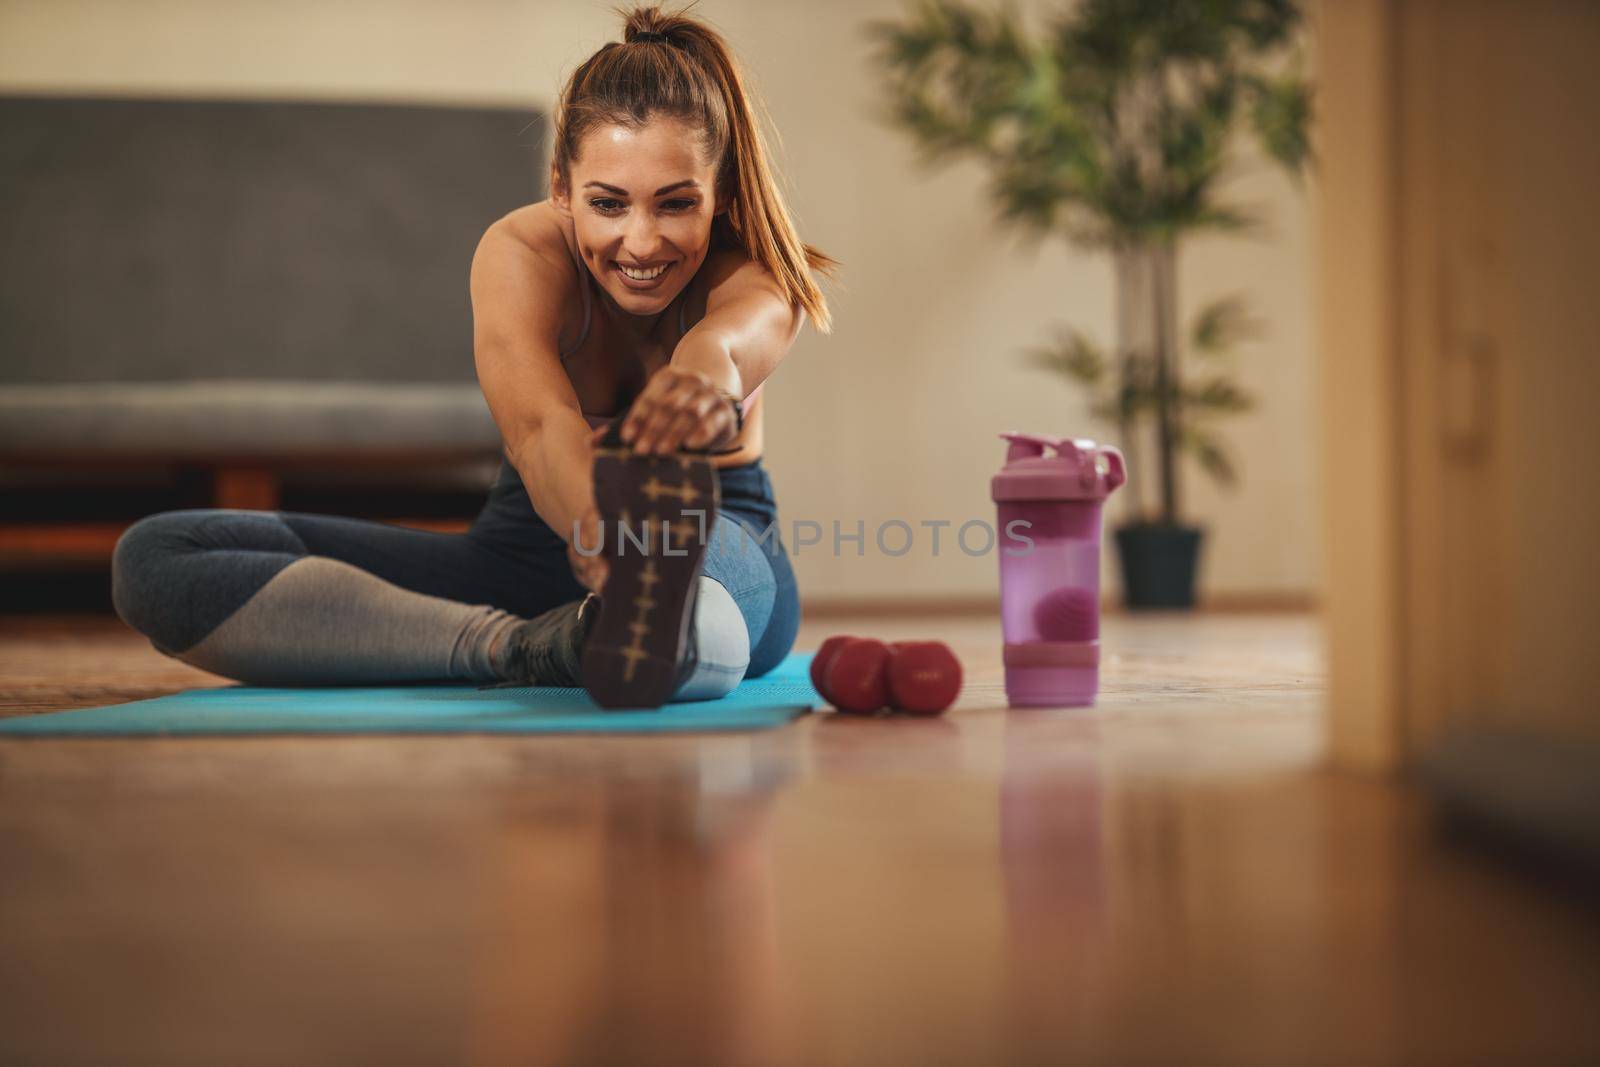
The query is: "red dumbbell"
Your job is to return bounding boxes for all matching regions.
[809,634,856,705]
[821,637,891,714]
[885,641,962,715]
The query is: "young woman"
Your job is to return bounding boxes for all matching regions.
[110,5,834,707]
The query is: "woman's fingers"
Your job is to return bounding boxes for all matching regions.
[651,401,712,454]
[616,367,737,455]
[568,538,608,591]
[620,369,695,444]
[633,376,720,454]
[626,384,672,452]
[568,503,608,591]
[569,547,608,593]
[684,402,734,450]
[674,390,736,450]
[640,390,720,454]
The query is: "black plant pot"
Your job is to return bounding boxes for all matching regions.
[1115,524,1204,610]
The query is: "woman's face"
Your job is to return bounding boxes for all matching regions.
[557,116,722,317]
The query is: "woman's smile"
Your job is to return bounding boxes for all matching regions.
[612,259,674,290]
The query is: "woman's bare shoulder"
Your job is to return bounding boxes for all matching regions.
[701,247,791,307]
[486,200,574,268]
[470,199,585,342]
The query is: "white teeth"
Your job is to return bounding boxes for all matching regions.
[617,262,668,281]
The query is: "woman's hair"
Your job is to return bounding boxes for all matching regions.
[552,4,836,333]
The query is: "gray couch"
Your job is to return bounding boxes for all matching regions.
[0,94,545,518]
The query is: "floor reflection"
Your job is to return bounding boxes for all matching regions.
[471,732,798,1066]
[1001,715,1110,1063]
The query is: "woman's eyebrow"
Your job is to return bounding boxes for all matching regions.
[582,180,701,196]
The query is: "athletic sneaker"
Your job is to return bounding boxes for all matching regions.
[581,416,719,709]
[486,592,599,689]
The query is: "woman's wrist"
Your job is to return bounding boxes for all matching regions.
[711,386,744,442]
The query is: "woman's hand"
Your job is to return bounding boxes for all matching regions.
[620,366,739,455]
[566,422,612,593]
[567,501,609,593]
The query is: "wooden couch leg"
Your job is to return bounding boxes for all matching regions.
[213,467,280,511]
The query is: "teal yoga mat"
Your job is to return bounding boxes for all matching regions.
[0,653,818,738]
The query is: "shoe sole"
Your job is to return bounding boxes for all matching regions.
[583,446,719,709]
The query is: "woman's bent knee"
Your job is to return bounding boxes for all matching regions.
[111,509,306,654]
[112,511,200,640]
[674,577,750,701]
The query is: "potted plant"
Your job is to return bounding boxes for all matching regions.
[870,0,1312,608]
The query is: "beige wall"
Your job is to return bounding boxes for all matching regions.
[0,0,1319,605]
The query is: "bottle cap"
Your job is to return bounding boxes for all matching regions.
[991,432,1127,502]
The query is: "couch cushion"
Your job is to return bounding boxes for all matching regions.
[0,381,503,459]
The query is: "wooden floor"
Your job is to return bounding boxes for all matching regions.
[2,611,1598,1066]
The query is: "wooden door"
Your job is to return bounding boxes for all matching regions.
[1320,0,1600,772]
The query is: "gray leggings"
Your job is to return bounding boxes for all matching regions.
[111,507,763,697]
[110,460,798,694]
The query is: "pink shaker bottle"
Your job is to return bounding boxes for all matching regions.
[991,433,1126,707]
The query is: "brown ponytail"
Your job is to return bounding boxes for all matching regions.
[552,4,837,333]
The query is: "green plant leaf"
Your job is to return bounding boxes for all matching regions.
[1180,425,1240,488]
[1245,69,1314,175]
[1181,376,1256,414]
[1022,326,1107,385]
[1190,294,1263,354]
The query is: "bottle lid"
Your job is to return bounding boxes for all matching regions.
[991,432,1127,502]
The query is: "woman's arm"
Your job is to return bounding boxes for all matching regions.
[469,217,598,556]
[620,255,805,455]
